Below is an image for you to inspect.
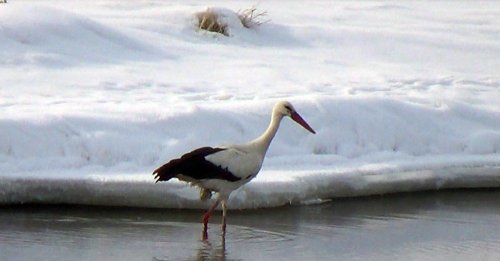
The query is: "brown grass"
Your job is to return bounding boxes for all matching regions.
[195,7,268,36]
[196,8,228,36]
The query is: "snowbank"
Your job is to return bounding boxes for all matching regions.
[0,3,164,66]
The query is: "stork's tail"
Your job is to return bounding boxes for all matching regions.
[152,158,183,183]
[153,146,225,183]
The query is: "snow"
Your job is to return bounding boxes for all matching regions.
[1,0,499,209]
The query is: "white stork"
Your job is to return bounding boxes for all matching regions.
[153,101,315,238]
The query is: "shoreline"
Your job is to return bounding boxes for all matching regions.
[1,163,499,209]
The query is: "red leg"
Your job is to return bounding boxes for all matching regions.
[202,199,220,240]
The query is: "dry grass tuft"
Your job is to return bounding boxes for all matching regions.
[195,7,269,36]
[237,7,269,28]
[196,8,228,36]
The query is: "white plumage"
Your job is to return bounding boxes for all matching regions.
[203,147,262,191]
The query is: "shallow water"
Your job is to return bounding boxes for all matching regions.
[1,189,500,261]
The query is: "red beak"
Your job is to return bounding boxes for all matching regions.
[291,111,316,134]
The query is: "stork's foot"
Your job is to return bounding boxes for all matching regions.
[221,218,227,234]
[221,223,226,236]
[200,199,221,240]
[221,199,227,236]
[202,227,208,240]
[202,213,210,240]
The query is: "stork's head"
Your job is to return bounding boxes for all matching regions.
[274,101,316,134]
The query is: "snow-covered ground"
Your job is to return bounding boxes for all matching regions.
[1,0,499,209]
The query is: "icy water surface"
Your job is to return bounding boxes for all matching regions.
[1,189,500,261]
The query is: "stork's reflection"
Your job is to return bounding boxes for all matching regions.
[196,231,227,261]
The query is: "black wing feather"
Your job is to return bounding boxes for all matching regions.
[153,146,241,183]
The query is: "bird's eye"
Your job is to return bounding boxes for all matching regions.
[284,105,292,113]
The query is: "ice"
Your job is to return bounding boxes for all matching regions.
[0,0,499,209]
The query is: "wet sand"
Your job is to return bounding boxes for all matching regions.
[1,189,500,261]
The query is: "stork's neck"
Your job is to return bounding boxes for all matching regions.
[250,111,284,155]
